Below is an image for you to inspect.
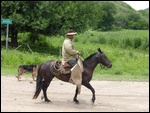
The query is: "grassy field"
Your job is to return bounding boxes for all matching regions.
[1,29,149,81]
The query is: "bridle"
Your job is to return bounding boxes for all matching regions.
[99,63,107,70]
[81,52,108,70]
[97,52,108,70]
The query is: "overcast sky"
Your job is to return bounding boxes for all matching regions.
[123,1,149,10]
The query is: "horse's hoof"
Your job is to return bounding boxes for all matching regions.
[74,99,79,104]
[91,99,95,105]
[91,102,95,105]
[45,99,51,103]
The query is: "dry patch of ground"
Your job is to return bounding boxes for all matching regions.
[1,75,149,112]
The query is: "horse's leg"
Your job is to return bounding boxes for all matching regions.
[42,77,54,102]
[42,80,51,102]
[73,86,79,104]
[82,81,95,104]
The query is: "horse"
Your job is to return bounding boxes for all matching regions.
[33,48,112,104]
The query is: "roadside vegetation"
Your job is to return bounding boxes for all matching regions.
[1,29,149,81]
[1,1,149,81]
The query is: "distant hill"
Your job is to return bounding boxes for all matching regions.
[144,8,149,12]
[108,1,149,22]
[138,8,149,21]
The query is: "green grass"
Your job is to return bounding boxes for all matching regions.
[1,49,60,76]
[76,29,149,51]
[1,29,149,81]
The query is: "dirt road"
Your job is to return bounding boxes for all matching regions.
[1,75,149,112]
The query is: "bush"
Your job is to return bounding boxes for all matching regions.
[132,37,141,49]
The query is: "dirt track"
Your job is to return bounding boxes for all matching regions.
[1,75,149,112]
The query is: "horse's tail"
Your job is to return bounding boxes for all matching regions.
[33,63,43,99]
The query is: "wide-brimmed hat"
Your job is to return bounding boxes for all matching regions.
[67,29,77,35]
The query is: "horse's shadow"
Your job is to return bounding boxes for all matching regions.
[34,98,96,110]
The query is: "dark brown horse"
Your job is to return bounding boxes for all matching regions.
[33,48,112,104]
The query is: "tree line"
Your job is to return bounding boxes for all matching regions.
[1,1,149,47]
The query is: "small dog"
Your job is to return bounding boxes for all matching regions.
[16,65,38,81]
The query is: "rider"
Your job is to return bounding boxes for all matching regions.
[61,29,81,67]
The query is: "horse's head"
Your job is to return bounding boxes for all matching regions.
[96,48,112,68]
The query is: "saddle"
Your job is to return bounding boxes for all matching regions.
[51,58,83,94]
[50,60,72,75]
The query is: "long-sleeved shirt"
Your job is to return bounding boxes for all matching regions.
[62,38,78,62]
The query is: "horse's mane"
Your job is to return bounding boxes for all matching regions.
[82,52,97,68]
[84,52,97,61]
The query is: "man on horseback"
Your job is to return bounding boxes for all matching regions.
[62,29,81,67]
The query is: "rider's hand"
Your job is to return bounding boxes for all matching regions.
[77,51,81,55]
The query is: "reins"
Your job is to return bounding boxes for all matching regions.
[99,64,105,70]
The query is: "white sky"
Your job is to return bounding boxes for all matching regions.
[123,1,149,10]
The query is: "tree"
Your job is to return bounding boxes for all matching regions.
[97,2,116,31]
[1,1,51,46]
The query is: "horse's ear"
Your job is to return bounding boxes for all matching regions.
[97,48,102,53]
